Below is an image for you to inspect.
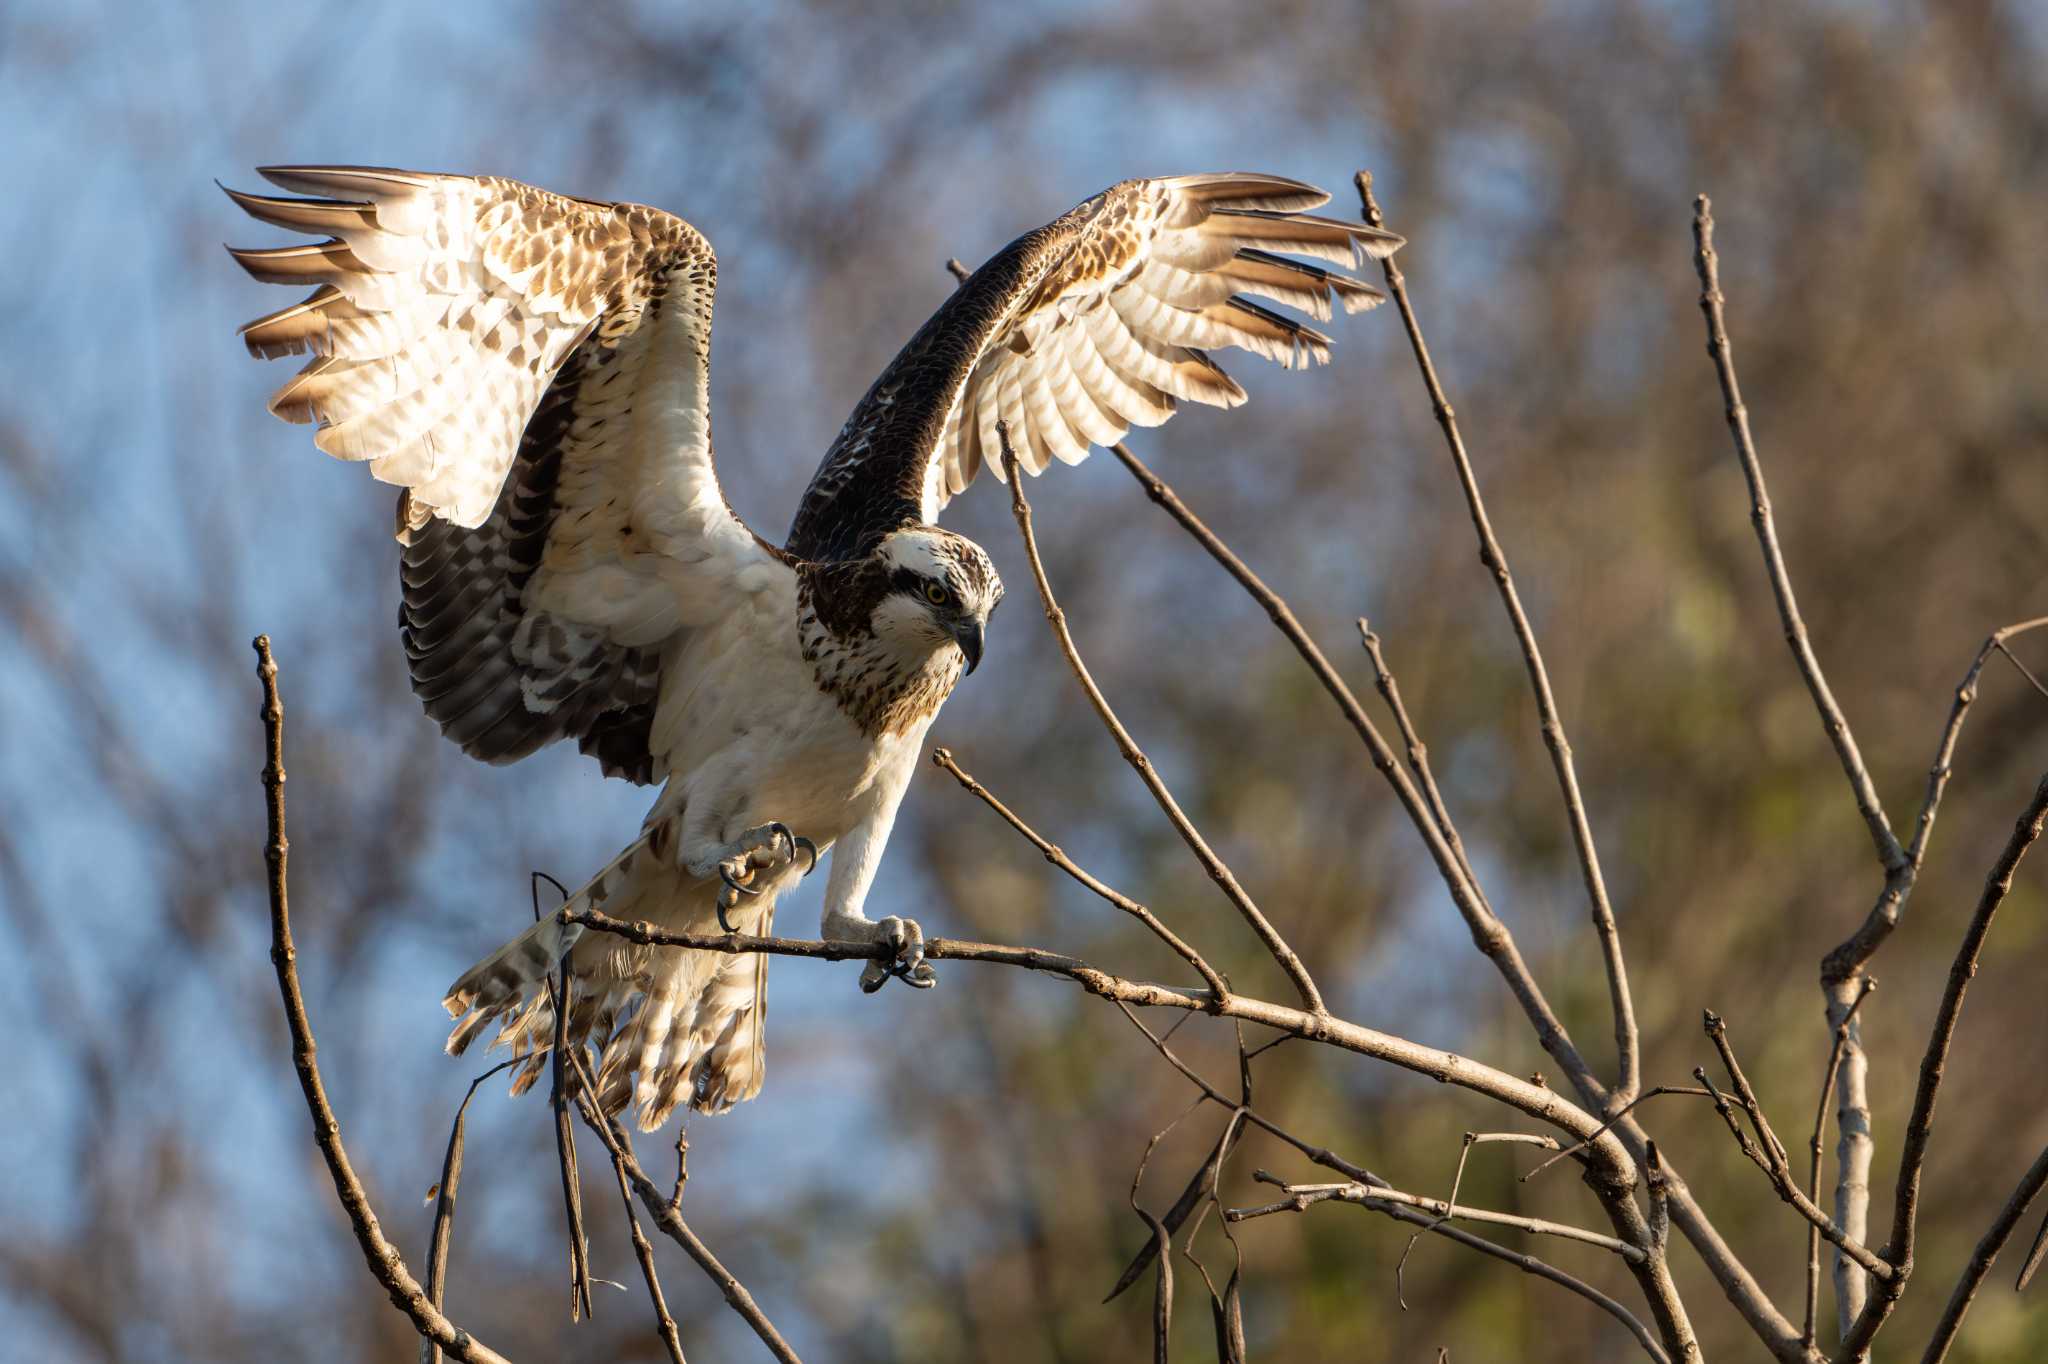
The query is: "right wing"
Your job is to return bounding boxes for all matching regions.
[228,166,787,783]
[785,173,1400,562]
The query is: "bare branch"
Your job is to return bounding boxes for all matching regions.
[1689,194,1902,874]
[997,422,1321,1013]
[565,1051,802,1364]
[421,1058,522,1364]
[1109,431,1611,1111]
[547,964,594,1323]
[565,909,1630,1150]
[1828,619,2048,984]
[594,1101,689,1364]
[929,745,1229,1000]
[1919,1142,2048,1364]
[251,636,514,1364]
[1359,170,1640,1102]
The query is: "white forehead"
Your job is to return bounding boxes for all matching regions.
[878,529,953,578]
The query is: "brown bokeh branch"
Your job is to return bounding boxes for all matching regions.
[1357,169,1640,1104]
[996,423,1324,1014]
[252,636,515,1364]
[928,745,1230,1000]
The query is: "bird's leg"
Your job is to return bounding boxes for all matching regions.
[820,907,937,993]
[682,822,819,932]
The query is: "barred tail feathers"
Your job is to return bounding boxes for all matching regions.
[441,821,778,1128]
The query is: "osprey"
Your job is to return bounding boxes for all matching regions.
[228,165,1399,1129]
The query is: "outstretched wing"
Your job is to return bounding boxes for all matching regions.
[229,166,785,783]
[785,173,1400,561]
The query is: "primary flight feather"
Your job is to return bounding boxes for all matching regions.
[228,165,1400,1129]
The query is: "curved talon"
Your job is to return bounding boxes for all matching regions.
[716,900,740,935]
[719,864,761,901]
[793,836,819,876]
[763,821,795,861]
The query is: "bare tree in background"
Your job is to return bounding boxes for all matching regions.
[8,3,2047,1361]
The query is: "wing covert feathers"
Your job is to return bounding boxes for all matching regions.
[225,164,717,530]
[787,172,1401,559]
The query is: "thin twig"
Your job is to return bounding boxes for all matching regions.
[585,1089,689,1364]
[250,636,513,1364]
[1692,1063,1892,1284]
[1690,195,1902,874]
[1357,619,1481,893]
[998,423,1320,1014]
[1110,1008,1664,1364]
[929,746,1228,1000]
[1234,1172,1647,1263]
[1843,771,2048,1356]
[1918,1142,2048,1364]
[1349,1195,1672,1364]
[1360,170,1639,1103]
[1396,1134,1479,1308]
[421,1058,523,1364]
[1112,1004,1375,1184]
[547,934,594,1323]
[1522,1087,1715,1184]
[565,1050,801,1364]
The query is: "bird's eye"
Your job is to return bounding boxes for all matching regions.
[924,582,950,606]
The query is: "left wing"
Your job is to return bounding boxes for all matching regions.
[227,166,786,783]
[785,173,1400,562]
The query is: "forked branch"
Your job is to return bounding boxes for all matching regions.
[252,636,514,1364]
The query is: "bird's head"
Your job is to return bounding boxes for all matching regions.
[872,526,1003,673]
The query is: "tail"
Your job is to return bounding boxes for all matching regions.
[442,823,777,1129]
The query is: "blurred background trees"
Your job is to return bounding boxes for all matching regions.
[2,0,2043,1358]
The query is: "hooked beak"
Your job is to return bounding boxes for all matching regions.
[953,619,985,674]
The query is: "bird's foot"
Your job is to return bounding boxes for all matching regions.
[824,912,937,993]
[702,822,819,932]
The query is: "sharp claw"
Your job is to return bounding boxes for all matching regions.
[716,900,739,934]
[719,864,760,900]
[793,836,818,875]
[763,821,794,860]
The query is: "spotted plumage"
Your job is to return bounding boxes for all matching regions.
[228,163,1397,1128]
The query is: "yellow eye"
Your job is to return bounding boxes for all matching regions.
[924,582,950,606]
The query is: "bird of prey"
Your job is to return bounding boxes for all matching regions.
[227,164,1399,1129]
